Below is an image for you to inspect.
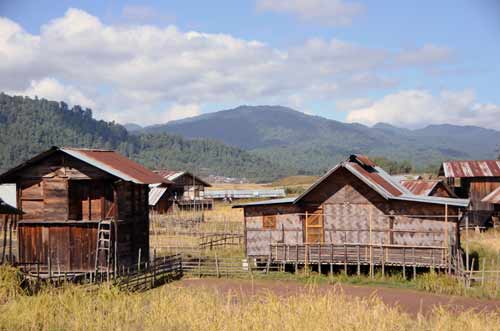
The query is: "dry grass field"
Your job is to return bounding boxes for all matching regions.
[0,266,499,331]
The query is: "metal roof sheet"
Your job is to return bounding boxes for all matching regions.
[291,154,469,208]
[232,197,296,208]
[400,180,440,196]
[482,186,500,205]
[0,184,17,208]
[154,170,211,187]
[441,160,500,178]
[62,148,167,184]
[149,186,168,206]
[0,146,167,185]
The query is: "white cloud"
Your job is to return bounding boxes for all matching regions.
[256,0,364,26]
[0,9,455,125]
[396,44,452,67]
[346,89,500,129]
[7,78,96,109]
[161,103,201,123]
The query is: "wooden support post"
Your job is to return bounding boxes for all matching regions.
[369,208,373,279]
[412,248,416,280]
[481,257,486,287]
[138,248,142,272]
[330,244,334,275]
[198,255,202,278]
[381,245,385,278]
[357,245,361,276]
[402,247,406,279]
[344,243,347,275]
[465,214,469,272]
[48,255,52,279]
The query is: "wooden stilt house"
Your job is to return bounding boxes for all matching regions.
[235,155,469,270]
[0,147,166,273]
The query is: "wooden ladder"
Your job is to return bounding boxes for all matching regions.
[95,220,113,277]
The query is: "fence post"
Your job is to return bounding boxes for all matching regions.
[357,245,360,276]
[481,257,486,287]
[138,248,142,272]
[402,248,406,279]
[344,243,347,275]
[215,252,220,278]
[412,248,416,280]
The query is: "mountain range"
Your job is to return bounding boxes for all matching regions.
[1,94,498,181]
[133,105,500,173]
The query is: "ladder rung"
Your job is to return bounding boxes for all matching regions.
[99,238,110,242]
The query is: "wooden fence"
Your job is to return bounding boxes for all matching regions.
[19,254,183,292]
[199,233,243,250]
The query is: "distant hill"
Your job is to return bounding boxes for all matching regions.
[0,94,293,181]
[123,123,143,132]
[139,105,500,173]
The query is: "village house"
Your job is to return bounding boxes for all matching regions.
[235,155,469,271]
[400,179,456,198]
[0,146,166,273]
[439,160,500,226]
[150,170,212,213]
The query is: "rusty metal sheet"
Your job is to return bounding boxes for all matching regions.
[349,163,404,197]
[442,160,500,178]
[62,148,168,184]
[400,180,439,196]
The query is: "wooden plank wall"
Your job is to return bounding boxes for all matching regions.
[18,223,98,271]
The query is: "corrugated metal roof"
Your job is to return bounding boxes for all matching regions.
[154,170,211,187]
[63,148,167,184]
[232,197,296,208]
[149,186,168,206]
[441,160,500,178]
[0,146,167,185]
[482,186,500,205]
[0,184,17,208]
[400,180,440,196]
[290,154,469,208]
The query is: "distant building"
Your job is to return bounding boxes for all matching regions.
[439,160,500,226]
[150,170,212,213]
[204,189,286,200]
[400,179,456,198]
[0,146,166,273]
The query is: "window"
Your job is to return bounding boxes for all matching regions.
[262,215,277,229]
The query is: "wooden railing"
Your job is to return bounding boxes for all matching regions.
[269,243,449,269]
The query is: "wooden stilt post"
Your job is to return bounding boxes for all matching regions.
[402,247,406,279]
[357,245,361,276]
[412,247,416,280]
[369,208,373,279]
[344,243,347,275]
[465,213,469,272]
[381,245,385,278]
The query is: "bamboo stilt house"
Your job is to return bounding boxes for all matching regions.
[0,146,166,273]
[234,155,469,268]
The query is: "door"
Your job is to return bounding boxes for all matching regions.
[305,210,324,243]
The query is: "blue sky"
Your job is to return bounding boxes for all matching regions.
[1,0,499,128]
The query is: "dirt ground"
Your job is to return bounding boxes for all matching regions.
[176,278,500,316]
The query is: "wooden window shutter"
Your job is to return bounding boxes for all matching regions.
[262,215,277,229]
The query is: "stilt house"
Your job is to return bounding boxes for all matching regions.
[235,155,469,269]
[0,147,166,273]
[150,170,212,213]
[439,160,500,226]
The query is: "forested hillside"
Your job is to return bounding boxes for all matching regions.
[142,105,500,173]
[0,94,292,181]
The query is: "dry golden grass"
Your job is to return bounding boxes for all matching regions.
[463,228,500,254]
[0,273,499,331]
[268,175,318,187]
[208,182,270,190]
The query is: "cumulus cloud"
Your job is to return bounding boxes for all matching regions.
[346,89,500,129]
[0,8,455,125]
[256,0,364,26]
[7,78,96,109]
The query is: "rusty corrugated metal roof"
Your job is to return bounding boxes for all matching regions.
[482,186,500,205]
[441,160,500,178]
[63,148,168,184]
[291,154,469,208]
[0,146,167,185]
[401,180,440,196]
